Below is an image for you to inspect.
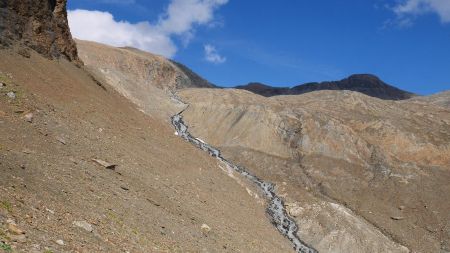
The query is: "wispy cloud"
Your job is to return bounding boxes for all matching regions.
[204,44,226,64]
[68,0,228,58]
[388,0,450,26]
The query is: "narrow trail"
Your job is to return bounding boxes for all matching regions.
[171,109,318,253]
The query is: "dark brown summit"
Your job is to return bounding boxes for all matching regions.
[236,74,415,100]
[0,0,81,65]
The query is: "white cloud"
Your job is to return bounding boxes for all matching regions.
[391,0,450,25]
[68,10,177,57]
[68,0,228,58]
[158,0,228,35]
[204,44,226,64]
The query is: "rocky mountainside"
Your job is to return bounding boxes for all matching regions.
[236,74,415,100]
[0,2,293,253]
[0,49,293,253]
[76,40,213,119]
[179,88,450,252]
[0,0,80,64]
[74,39,450,252]
[1,1,449,252]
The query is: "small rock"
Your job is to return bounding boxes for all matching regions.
[73,220,93,232]
[200,224,211,234]
[399,205,405,210]
[120,186,129,191]
[8,223,25,235]
[288,205,304,217]
[55,239,64,246]
[92,159,116,170]
[56,136,67,145]
[391,216,405,221]
[24,113,33,123]
[68,157,78,164]
[6,91,16,99]
[17,48,31,58]
[22,148,34,154]
[426,225,439,233]
[10,234,27,243]
[0,82,5,88]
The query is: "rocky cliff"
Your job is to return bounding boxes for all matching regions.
[0,0,81,64]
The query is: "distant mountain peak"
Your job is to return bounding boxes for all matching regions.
[236,74,415,100]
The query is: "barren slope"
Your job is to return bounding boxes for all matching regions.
[73,41,450,252]
[178,88,450,253]
[411,90,450,109]
[0,49,294,252]
[76,39,212,120]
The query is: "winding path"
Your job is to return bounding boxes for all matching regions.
[171,110,317,253]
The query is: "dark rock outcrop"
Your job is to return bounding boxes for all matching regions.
[0,0,81,64]
[170,60,216,89]
[236,74,415,100]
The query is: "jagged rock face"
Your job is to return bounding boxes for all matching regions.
[0,0,81,64]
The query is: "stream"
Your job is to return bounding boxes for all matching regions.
[171,112,317,253]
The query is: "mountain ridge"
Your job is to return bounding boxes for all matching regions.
[235,74,416,100]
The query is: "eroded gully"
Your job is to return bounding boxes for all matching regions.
[171,104,318,253]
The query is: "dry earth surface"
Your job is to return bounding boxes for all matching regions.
[178,88,450,253]
[2,1,450,251]
[0,49,294,253]
[77,41,450,252]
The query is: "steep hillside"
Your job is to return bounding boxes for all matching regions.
[179,88,450,253]
[2,2,448,252]
[76,40,213,119]
[0,2,295,252]
[236,74,415,100]
[0,46,294,253]
[72,40,450,252]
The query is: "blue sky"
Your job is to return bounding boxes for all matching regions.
[68,0,450,95]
